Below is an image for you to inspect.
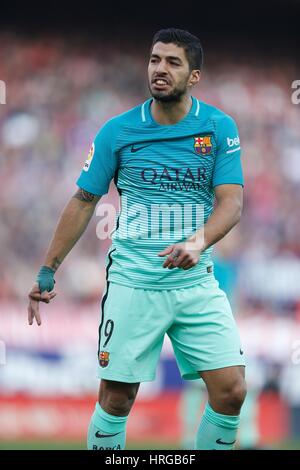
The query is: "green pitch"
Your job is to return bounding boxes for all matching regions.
[0,440,179,450]
[0,440,299,450]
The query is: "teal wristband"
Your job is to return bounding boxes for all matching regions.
[36,265,55,293]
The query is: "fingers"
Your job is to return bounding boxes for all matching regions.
[49,291,57,300]
[157,245,174,257]
[29,294,51,303]
[28,304,33,325]
[28,283,43,301]
[159,245,200,270]
[40,291,53,303]
[182,261,196,270]
[163,257,173,268]
[27,284,58,326]
[171,257,196,270]
[163,250,198,270]
[163,248,181,269]
[28,299,42,326]
[166,254,184,269]
[172,253,188,268]
[29,284,57,303]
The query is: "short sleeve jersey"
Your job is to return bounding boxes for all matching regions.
[77,97,243,289]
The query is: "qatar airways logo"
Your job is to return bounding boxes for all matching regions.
[141,167,207,191]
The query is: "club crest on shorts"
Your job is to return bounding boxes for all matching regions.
[99,351,110,367]
[194,136,212,155]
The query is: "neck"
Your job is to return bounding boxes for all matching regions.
[151,94,193,125]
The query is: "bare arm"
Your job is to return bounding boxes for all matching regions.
[28,188,101,325]
[44,188,101,271]
[188,184,243,252]
[158,184,243,269]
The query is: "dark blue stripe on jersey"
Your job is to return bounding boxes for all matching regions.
[97,248,116,358]
[114,169,121,196]
[114,169,121,229]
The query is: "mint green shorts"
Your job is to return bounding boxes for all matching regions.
[97,278,245,382]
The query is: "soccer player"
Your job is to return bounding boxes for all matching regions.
[28,28,246,450]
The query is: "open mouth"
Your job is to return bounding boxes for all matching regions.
[152,78,169,88]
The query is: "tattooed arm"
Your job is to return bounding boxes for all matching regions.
[43,188,101,271]
[28,188,101,324]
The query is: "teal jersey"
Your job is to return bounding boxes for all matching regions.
[77,97,243,289]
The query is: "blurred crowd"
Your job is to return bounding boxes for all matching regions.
[0,33,300,314]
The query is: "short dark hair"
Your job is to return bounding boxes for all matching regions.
[151,28,203,70]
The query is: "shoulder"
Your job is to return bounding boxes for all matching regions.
[200,101,238,130]
[97,102,146,135]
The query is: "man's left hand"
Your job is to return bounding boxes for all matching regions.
[157,242,202,270]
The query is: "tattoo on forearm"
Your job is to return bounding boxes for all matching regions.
[50,257,61,272]
[73,188,96,202]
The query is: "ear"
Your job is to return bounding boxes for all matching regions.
[188,70,201,87]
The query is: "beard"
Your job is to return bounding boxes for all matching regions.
[148,81,187,103]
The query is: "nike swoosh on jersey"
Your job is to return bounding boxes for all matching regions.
[131,144,151,153]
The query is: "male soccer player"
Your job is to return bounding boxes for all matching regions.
[28,28,246,450]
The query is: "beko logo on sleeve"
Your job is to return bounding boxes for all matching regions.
[83,142,95,172]
[226,136,240,154]
[227,136,240,147]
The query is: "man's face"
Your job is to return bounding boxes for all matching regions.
[148,42,193,102]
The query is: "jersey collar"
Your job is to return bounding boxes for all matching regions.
[141,96,200,125]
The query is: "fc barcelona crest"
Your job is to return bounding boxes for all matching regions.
[194,136,212,155]
[99,351,110,367]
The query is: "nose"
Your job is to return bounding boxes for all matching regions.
[154,60,168,75]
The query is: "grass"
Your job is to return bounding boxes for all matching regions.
[0,440,179,450]
[0,440,299,450]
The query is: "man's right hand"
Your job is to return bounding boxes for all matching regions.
[28,283,57,326]
[27,190,100,326]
